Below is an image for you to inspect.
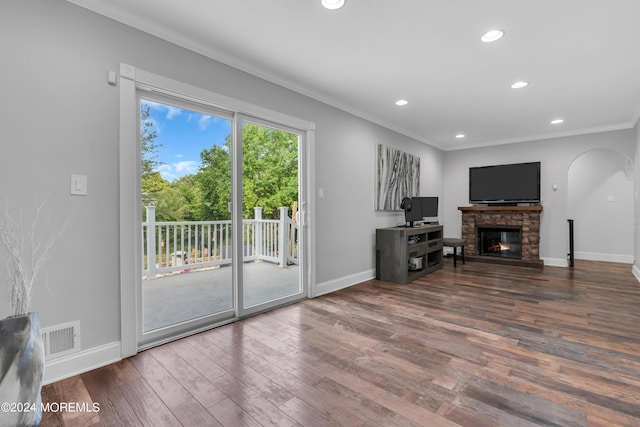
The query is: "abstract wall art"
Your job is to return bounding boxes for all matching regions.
[376,144,420,210]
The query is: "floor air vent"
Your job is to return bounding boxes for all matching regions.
[41,321,80,359]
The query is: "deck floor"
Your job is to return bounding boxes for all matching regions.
[144,261,300,331]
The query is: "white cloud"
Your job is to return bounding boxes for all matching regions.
[165,106,182,119]
[156,161,200,182]
[174,161,199,174]
[186,112,214,130]
[198,115,211,130]
[143,99,182,120]
[156,164,177,182]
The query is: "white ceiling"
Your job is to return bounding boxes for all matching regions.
[69,0,640,151]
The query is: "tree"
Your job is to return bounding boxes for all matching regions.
[188,123,299,221]
[173,175,206,220]
[241,124,298,219]
[197,142,232,220]
[141,171,169,206]
[154,186,191,221]
[140,102,167,207]
[140,102,162,176]
[140,102,161,177]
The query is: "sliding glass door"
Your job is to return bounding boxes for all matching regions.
[136,92,307,346]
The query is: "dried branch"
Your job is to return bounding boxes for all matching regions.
[0,194,74,317]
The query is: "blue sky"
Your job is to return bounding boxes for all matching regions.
[142,99,231,182]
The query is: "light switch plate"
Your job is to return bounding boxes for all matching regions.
[70,175,87,196]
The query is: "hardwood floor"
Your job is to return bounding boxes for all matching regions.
[40,260,640,426]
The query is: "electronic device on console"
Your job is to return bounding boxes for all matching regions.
[401,196,438,227]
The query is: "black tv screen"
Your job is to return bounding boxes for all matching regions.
[469,162,540,204]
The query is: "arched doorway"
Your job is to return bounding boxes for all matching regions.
[567,148,634,263]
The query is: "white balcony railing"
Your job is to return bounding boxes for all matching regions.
[142,206,298,279]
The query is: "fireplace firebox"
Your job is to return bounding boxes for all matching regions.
[477,227,521,259]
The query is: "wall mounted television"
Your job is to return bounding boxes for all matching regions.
[469,161,541,205]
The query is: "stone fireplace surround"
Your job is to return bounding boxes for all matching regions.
[458,205,543,268]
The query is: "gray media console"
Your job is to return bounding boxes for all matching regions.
[375,224,443,284]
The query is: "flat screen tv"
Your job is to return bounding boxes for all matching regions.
[469,161,540,205]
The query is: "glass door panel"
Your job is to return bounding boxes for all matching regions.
[139,95,235,338]
[240,119,304,312]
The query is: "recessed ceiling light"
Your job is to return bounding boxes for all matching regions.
[395,99,408,106]
[322,0,345,10]
[511,81,529,89]
[455,134,465,139]
[550,119,564,124]
[481,29,504,43]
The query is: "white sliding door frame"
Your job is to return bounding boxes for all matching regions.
[119,64,316,356]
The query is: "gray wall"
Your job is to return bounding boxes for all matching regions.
[443,130,636,264]
[0,0,442,353]
[313,111,443,288]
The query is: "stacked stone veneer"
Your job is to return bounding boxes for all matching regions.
[458,206,542,264]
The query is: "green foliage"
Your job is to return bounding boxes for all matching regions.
[154,186,190,221]
[140,102,167,211]
[141,171,169,206]
[173,175,206,220]
[241,123,298,219]
[140,103,161,177]
[197,143,232,220]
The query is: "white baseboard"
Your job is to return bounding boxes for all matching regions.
[313,269,375,297]
[543,253,635,268]
[574,251,634,264]
[541,257,568,267]
[43,341,122,385]
[632,265,640,283]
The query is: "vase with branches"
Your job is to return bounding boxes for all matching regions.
[0,194,73,427]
